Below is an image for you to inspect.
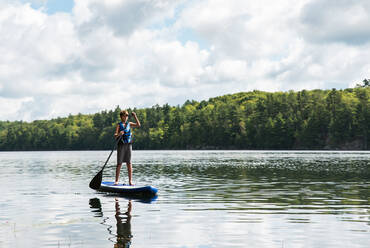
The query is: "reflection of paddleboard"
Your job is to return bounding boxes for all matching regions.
[98,181,158,197]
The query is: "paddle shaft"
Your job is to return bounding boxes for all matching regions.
[102,135,122,170]
[89,135,123,189]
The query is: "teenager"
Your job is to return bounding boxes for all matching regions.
[114,110,141,185]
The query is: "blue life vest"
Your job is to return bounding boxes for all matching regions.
[119,121,132,144]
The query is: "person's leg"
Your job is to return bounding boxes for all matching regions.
[116,142,124,185]
[115,163,122,185]
[126,162,133,185]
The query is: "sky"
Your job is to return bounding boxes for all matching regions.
[0,0,369,121]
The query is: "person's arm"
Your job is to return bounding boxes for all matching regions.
[130,112,141,128]
[114,124,120,138]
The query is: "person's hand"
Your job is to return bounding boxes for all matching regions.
[131,112,137,117]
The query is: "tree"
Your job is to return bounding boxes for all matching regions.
[1,88,369,151]
[356,78,370,88]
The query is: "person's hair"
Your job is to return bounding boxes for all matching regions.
[120,110,129,117]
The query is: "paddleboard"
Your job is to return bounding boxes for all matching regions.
[98,181,158,197]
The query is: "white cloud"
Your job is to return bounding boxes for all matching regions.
[0,0,369,121]
[74,0,182,36]
[299,0,370,45]
[0,3,79,96]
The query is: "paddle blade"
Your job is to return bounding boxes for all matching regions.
[89,170,103,190]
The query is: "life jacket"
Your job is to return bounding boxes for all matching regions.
[119,121,132,144]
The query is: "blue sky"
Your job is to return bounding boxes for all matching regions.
[0,0,369,121]
[22,0,74,14]
[45,0,74,14]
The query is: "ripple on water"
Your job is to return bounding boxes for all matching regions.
[1,150,370,247]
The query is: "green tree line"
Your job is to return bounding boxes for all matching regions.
[1,86,369,151]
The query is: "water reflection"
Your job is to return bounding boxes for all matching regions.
[138,153,370,225]
[89,198,133,248]
[89,198,103,217]
[2,151,369,247]
[115,199,132,248]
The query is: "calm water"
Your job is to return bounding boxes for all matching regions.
[0,150,369,248]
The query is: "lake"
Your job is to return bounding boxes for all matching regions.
[0,150,369,247]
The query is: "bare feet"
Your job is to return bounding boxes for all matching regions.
[113,182,119,186]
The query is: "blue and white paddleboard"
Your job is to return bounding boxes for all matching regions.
[98,181,158,197]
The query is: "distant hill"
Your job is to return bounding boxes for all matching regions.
[0,87,369,150]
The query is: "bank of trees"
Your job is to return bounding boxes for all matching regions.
[0,86,369,150]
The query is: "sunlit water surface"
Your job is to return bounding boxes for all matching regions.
[0,150,369,248]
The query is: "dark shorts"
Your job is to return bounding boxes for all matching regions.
[117,143,132,164]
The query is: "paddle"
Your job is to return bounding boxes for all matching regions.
[89,135,122,190]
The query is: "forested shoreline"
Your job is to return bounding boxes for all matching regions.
[1,86,369,151]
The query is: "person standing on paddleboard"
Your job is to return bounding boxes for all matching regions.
[114,110,141,185]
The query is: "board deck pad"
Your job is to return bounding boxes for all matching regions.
[98,181,158,197]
